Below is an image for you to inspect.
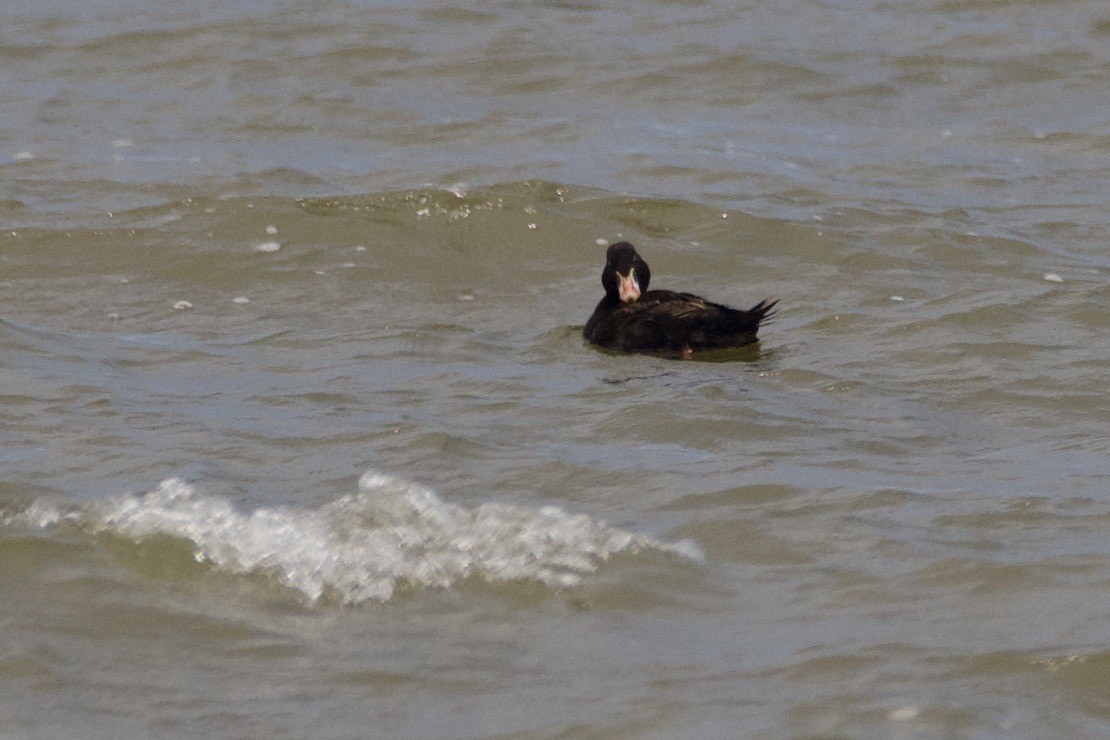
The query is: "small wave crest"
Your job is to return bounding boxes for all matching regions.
[7,472,701,604]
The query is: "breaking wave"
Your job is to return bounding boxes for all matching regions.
[8,471,702,604]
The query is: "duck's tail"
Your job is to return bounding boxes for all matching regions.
[748,298,779,328]
[713,298,778,347]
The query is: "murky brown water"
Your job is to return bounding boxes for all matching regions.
[2,1,1109,737]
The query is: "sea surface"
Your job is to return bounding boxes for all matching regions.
[2,1,1109,738]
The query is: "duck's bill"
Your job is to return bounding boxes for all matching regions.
[618,271,641,302]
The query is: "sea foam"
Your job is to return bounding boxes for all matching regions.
[9,472,701,604]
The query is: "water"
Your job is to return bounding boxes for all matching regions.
[2,0,1109,737]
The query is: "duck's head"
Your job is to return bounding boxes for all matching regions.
[601,242,651,303]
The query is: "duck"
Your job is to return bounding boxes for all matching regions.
[584,242,777,356]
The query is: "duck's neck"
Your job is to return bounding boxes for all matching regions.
[599,293,623,309]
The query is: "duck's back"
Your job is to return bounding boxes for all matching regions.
[585,290,775,353]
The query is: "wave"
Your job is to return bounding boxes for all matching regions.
[7,472,702,604]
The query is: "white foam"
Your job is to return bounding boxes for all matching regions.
[255,241,281,253]
[888,706,920,721]
[11,473,701,604]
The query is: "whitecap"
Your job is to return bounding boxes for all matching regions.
[9,473,701,604]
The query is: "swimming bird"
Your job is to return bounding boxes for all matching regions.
[584,242,777,356]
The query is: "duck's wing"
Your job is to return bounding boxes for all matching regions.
[635,290,711,315]
[588,291,778,353]
[627,292,776,350]
[600,291,716,351]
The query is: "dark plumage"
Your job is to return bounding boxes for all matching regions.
[584,242,777,355]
